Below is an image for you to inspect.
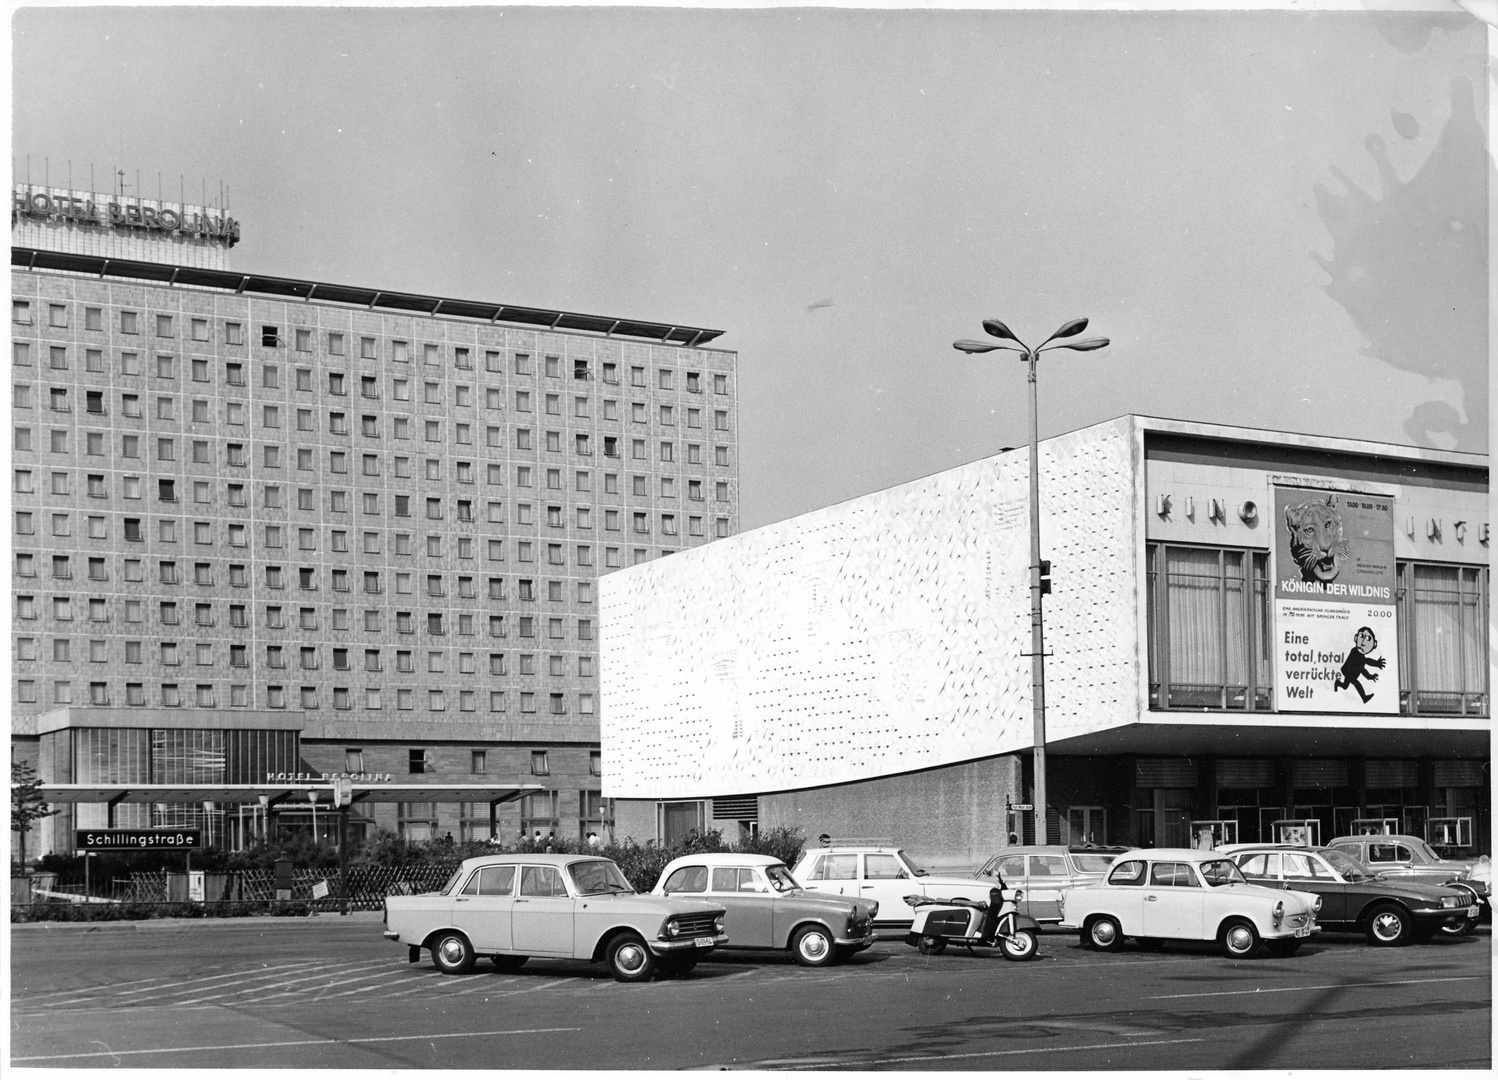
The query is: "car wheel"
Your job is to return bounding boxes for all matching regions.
[1000,930,1038,961]
[490,954,528,973]
[430,931,475,975]
[916,935,947,956]
[1438,917,1477,937]
[1087,916,1124,952]
[791,924,836,967]
[1366,904,1412,947]
[605,932,658,982]
[1265,938,1302,957]
[1219,918,1261,959]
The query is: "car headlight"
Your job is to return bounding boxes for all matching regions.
[714,915,725,934]
[1442,896,1459,909]
[1312,895,1322,913]
[665,918,681,938]
[1272,900,1285,927]
[867,901,879,919]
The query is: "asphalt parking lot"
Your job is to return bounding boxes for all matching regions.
[10,915,1491,1070]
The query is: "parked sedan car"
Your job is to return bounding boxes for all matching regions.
[1229,846,1480,945]
[383,854,727,982]
[1326,835,1491,919]
[652,853,877,966]
[1058,848,1321,958]
[791,847,985,927]
[973,846,1128,923]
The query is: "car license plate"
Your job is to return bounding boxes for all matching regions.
[1293,927,1312,938]
[1467,906,1479,918]
[693,937,715,948]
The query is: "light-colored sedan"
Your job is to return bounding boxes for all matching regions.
[383,854,727,982]
[1058,848,1322,958]
[791,846,986,926]
[973,846,1127,922]
[652,853,877,966]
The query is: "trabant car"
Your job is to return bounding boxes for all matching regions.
[1229,845,1479,944]
[652,853,877,966]
[973,845,1127,923]
[382,854,726,982]
[1326,834,1491,919]
[1058,848,1321,958]
[791,847,987,927]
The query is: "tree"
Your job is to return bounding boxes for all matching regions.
[11,760,58,875]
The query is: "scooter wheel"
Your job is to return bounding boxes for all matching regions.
[916,935,947,955]
[1000,930,1038,961]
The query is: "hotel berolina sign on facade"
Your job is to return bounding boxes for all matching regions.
[13,185,240,245]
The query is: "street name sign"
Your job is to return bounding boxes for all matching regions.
[76,829,203,850]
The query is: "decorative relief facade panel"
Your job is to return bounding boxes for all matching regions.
[602,420,1143,799]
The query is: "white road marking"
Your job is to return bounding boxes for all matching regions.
[107,961,310,998]
[12,1025,584,1062]
[771,1036,1208,1068]
[1149,975,1485,1000]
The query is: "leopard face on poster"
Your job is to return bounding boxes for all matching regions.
[1272,485,1399,714]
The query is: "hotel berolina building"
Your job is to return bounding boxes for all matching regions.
[10,177,738,859]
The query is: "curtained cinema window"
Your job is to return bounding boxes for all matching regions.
[1147,544,1272,711]
[1399,563,1488,716]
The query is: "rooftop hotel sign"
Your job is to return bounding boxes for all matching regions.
[13,185,240,246]
[1272,484,1398,714]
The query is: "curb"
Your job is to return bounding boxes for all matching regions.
[12,911,387,932]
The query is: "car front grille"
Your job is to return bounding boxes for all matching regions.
[1284,912,1310,928]
[670,911,721,938]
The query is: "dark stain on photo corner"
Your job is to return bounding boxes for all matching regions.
[1312,74,1489,453]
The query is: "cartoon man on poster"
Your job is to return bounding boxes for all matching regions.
[1333,626,1386,704]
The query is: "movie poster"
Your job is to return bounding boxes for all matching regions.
[1272,485,1399,714]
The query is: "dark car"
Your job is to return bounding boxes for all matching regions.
[1229,846,1480,945]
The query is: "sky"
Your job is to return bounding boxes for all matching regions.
[10,4,1490,531]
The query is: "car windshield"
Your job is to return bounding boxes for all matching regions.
[896,850,925,876]
[439,868,466,896]
[1321,849,1369,880]
[1409,840,1444,863]
[568,860,635,896]
[765,864,800,893]
[1199,859,1247,887]
[1073,854,1116,874]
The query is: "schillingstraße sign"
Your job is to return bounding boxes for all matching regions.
[76,829,203,850]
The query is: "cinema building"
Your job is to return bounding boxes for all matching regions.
[601,415,1490,862]
[10,181,739,859]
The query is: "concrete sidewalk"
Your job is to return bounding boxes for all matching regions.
[11,909,387,932]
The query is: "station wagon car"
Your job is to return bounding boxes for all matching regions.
[791,847,986,927]
[383,854,727,982]
[973,845,1127,923]
[1326,835,1491,916]
[1058,848,1322,958]
[1229,845,1480,945]
[652,853,877,966]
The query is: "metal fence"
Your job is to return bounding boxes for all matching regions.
[12,863,462,914]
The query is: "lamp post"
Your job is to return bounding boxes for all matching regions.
[953,318,1109,846]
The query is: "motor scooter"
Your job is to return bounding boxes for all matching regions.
[904,882,1041,961]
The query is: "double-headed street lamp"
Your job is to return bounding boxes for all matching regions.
[953,318,1109,846]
